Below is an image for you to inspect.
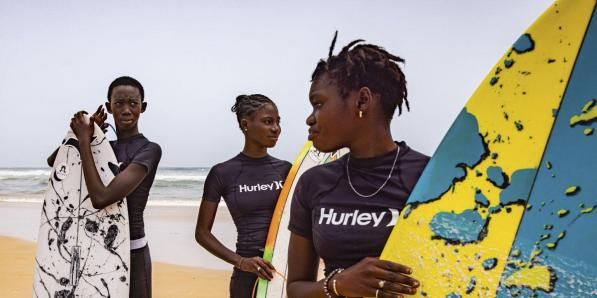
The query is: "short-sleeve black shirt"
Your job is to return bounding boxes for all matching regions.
[203,153,292,257]
[111,134,162,240]
[289,142,429,275]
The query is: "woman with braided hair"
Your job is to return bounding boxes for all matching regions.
[195,94,292,297]
[287,33,430,298]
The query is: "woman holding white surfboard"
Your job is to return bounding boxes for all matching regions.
[52,76,161,298]
[287,33,429,298]
[195,94,292,298]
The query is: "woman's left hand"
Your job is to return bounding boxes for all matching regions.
[70,111,95,143]
[332,257,419,297]
[239,256,276,281]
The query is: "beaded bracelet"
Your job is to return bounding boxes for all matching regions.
[323,268,344,298]
[332,269,344,296]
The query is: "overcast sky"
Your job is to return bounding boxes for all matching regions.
[0,0,552,167]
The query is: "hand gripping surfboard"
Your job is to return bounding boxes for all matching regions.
[33,118,130,297]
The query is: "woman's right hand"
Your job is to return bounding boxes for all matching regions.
[238,256,276,281]
[91,105,107,129]
[332,257,419,298]
[70,111,95,143]
[71,106,106,128]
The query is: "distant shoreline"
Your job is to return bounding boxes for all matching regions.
[0,200,238,270]
[0,195,205,207]
[0,167,221,207]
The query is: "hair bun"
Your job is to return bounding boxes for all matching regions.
[231,95,249,113]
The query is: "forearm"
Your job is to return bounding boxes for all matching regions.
[79,142,114,208]
[195,229,242,267]
[288,280,328,298]
[287,233,329,298]
[47,147,59,167]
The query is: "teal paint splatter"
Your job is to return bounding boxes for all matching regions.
[513,34,535,53]
[402,205,412,219]
[499,168,536,205]
[482,258,498,270]
[466,276,477,294]
[504,59,515,68]
[490,76,499,86]
[475,191,490,207]
[487,166,507,188]
[408,109,488,205]
[429,210,487,244]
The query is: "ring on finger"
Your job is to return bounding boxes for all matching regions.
[256,266,261,272]
[378,280,385,289]
[375,289,380,298]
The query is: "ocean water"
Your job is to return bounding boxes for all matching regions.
[0,167,211,206]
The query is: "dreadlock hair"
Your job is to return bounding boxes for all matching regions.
[107,76,145,101]
[231,94,276,130]
[311,31,409,120]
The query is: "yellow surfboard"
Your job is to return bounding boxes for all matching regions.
[381,0,597,297]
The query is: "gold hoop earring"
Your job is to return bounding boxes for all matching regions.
[359,110,363,118]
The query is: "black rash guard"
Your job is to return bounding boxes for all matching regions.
[289,142,429,275]
[111,133,161,298]
[111,134,162,241]
[203,153,292,257]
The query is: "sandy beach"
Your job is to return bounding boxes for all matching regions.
[0,201,238,297]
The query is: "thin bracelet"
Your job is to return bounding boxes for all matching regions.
[332,268,344,296]
[323,268,343,298]
[236,257,245,269]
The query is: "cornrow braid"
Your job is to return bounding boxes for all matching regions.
[311,32,409,120]
[231,94,276,130]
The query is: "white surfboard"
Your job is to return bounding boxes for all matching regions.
[33,120,130,298]
[257,142,348,298]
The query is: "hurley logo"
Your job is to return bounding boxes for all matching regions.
[318,208,400,227]
[239,180,284,193]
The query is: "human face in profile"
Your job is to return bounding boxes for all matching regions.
[307,74,356,152]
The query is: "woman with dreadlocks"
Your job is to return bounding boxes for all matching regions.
[287,33,430,298]
[195,94,292,297]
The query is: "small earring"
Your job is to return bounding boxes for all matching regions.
[244,128,248,132]
[358,110,363,118]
